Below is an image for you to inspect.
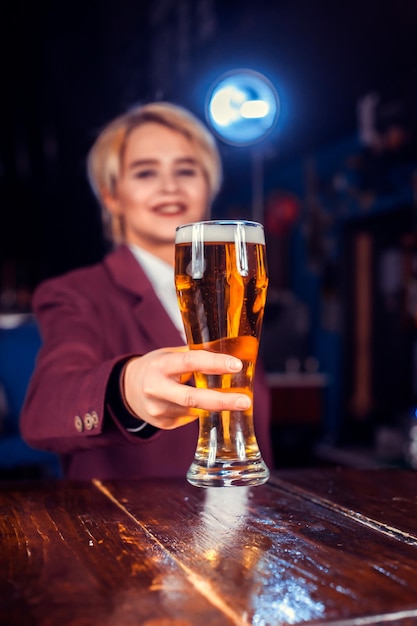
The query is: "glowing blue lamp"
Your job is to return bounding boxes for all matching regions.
[205,69,279,146]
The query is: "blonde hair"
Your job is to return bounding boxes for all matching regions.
[87,101,222,243]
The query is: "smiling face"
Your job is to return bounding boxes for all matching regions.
[103,122,210,265]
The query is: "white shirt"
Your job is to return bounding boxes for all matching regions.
[128,244,186,342]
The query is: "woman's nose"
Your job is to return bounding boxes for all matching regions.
[160,171,179,192]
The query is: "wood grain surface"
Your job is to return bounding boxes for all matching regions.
[1,469,417,625]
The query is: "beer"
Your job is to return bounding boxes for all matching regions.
[175,220,270,486]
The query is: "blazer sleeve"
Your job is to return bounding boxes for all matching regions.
[20,277,156,455]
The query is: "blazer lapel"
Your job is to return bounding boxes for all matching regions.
[104,244,184,349]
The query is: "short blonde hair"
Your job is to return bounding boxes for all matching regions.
[87,101,222,243]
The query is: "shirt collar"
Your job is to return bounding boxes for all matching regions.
[128,244,174,287]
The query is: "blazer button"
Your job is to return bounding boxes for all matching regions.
[74,415,83,432]
[84,413,94,431]
[91,411,99,427]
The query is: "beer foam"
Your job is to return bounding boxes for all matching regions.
[176,221,265,244]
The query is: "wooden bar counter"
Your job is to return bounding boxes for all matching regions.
[1,468,417,625]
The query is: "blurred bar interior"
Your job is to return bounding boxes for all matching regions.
[1,0,417,477]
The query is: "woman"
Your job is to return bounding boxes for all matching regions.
[20,102,273,479]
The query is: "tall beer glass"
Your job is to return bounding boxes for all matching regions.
[175,220,270,487]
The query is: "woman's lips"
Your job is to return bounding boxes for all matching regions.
[153,204,185,215]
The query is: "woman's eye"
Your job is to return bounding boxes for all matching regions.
[176,168,197,177]
[134,169,155,178]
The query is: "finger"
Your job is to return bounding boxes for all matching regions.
[145,377,251,415]
[156,349,243,377]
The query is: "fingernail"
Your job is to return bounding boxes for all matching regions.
[236,396,251,409]
[227,357,242,371]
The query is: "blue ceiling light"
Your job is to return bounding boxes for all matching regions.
[205,69,279,146]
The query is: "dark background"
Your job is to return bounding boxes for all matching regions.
[1,0,416,289]
[1,0,417,475]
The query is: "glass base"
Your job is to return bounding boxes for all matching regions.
[186,456,270,488]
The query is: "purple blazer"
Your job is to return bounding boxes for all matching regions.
[20,245,273,479]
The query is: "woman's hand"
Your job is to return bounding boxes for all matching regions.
[122,348,251,430]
